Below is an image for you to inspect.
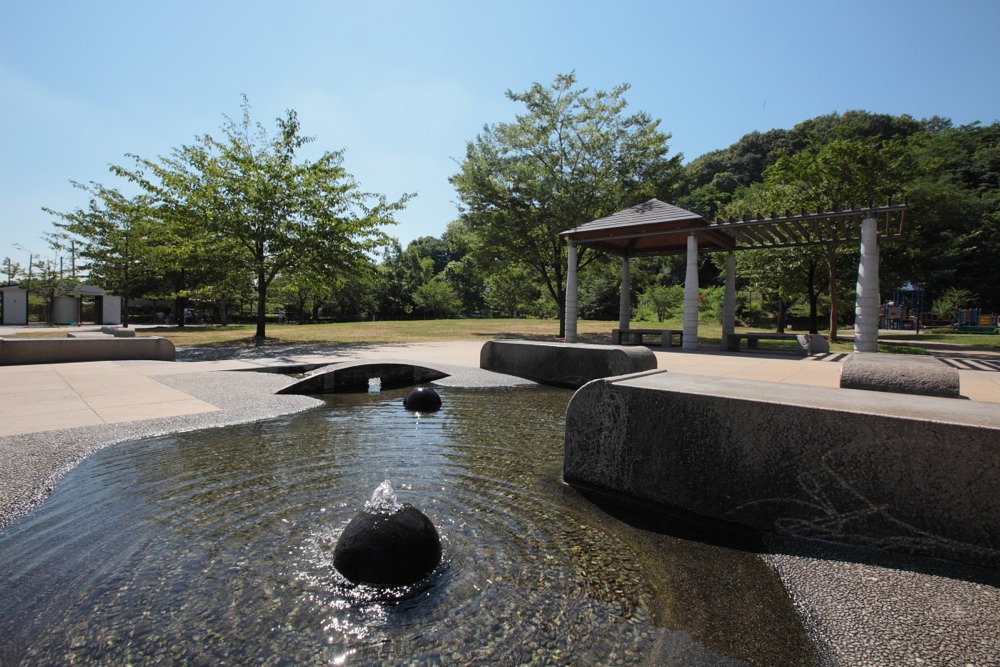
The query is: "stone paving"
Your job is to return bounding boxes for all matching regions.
[1,333,999,665]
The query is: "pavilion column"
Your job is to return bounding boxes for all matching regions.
[682,233,699,351]
[854,216,879,353]
[619,255,631,332]
[721,251,736,350]
[565,239,578,343]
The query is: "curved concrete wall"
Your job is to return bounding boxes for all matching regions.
[564,371,1000,570]
[0,337,176,365]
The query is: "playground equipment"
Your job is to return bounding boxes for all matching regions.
[881,282,925,332]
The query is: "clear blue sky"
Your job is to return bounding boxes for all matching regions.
[3,0,999,270]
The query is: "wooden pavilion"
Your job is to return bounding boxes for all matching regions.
[560,199,908,352]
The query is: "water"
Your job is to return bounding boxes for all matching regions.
[0,386,813,666]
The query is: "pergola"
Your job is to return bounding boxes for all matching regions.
[560,198,909,352]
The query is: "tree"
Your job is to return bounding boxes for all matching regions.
[451,73,681,337]
[413,277,462,319]
[641,284,683,322]
[45,182,161,327]
[114,98,410,341]
[757,137,915,340]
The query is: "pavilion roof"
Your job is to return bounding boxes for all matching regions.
[562,198,908,257]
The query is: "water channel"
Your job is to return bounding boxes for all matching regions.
[0,385,813,665]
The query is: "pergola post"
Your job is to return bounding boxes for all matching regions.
[721,251,736,350]
[565,239,578,343]
[854,216,879,353]
[619,255,631,332]
[682,233,699,351]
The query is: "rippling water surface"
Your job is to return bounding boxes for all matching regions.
[0,385,812,666]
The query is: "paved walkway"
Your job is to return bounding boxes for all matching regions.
[2,338,999,438]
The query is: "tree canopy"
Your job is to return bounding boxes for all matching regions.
[112,98,410,339]
[450,72,682,336]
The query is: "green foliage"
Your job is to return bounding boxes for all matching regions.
[112,97,410,339]
[413,277,462,319]
[640,284,683,322]
[450,72,682,335]
[930,287,977,323]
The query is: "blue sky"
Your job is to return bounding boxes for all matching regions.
[3,0,999,270]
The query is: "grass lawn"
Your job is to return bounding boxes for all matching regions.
[12,318,998,353]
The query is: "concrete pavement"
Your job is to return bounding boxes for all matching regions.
[2,338,999,438]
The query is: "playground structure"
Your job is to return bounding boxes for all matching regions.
[881,282,925,331]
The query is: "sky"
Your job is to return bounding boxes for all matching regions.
[3,0,999,270]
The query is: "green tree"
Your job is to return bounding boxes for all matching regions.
[756,136,915,340]
[413,277,462,319]
[450,72,682,336]
[114,98,410,341]
[641,284,683,323]
[45,182,162,327]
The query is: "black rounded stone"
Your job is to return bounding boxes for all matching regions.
[403,386,442,411]
[333,504,442,586]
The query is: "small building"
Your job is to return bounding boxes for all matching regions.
[51,285,122,325]
[1,285,29,325]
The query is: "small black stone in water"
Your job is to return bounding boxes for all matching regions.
[403,386,442,412]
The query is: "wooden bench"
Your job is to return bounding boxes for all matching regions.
[723,332,829,356]
[612,328,682,347]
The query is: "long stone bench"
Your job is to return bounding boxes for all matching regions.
[611,328,682,347]
[563,371,1000,570]
[0,336,176,365]
[480,339,656,388]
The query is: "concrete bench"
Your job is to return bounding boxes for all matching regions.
[480,339,656,388]
[563,371,1000,570]
[0,336,175,365]
[840,353,960,398]
[612,328,682,347]
[723,332,829,356]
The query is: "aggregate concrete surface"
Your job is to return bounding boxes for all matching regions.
[1,341,999,666]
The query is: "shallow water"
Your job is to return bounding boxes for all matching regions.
[0,385,813,666]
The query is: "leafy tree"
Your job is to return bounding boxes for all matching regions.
[754,136,915,340]
[451,72,682,336]
[641,284,683,322]
[2,257,22,285]
[45,182,162,327]
[930,287,976,324]
[413,277,462,319]
[114,98,410,341]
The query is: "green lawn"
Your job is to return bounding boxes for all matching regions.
[13,318,998,353]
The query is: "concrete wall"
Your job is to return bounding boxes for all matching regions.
[0,337,176,365]
[564,371,1000,570]
[52,296,78,325]
[480,340,656,388]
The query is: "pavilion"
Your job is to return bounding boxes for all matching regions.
[560,199,908,353]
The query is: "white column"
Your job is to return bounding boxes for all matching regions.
[565,239,578,343]
[619,255,631,332]
[854,217,879,353]
[682,233,699,351]
[721,251,736,350]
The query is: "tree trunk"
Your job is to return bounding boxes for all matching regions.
[775,295,786,333]
[255,269,267,342]
[825,245,839,342]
